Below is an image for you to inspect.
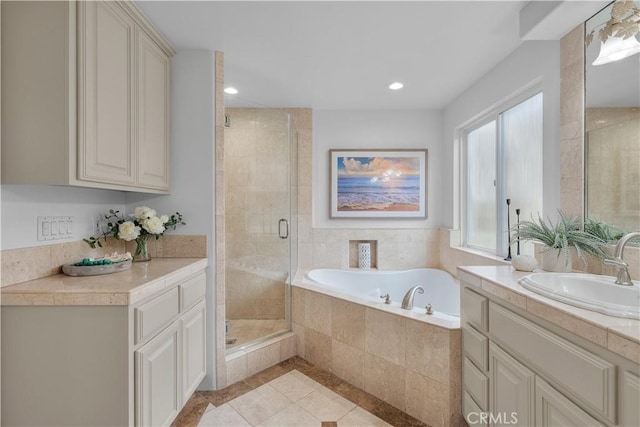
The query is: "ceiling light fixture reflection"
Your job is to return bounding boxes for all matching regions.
[224,87,239,94]
[593,35,640,65]
[388,82,404,90]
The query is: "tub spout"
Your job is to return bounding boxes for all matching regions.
[401,285,424,310]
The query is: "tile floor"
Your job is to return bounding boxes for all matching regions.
[172,357,428,427]
[226,319,288,350]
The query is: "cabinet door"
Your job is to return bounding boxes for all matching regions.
[135,322,181,427]
[622,371,640,427]
[78,1,135,185]
[181,300,206,402]
[136,29,170,190]
[489,343,534,427]
[535,377,604,427]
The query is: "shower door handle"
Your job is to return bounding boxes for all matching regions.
[278,218,289,239]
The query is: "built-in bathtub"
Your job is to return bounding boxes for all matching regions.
[292,268,463,427]
[304,268,460,319]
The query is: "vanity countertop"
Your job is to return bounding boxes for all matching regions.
[458,265,640,364]
[1,257,208,306]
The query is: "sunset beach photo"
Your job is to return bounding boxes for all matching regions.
[330,150,427,218]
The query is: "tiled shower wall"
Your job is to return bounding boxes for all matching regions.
[224,108,292,320]
[216,104,308,388]
[586,107,640,228]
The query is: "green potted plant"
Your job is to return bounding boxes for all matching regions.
[513,212,607,272]
[584,218,627,244]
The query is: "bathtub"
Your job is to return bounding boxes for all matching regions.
[293,268,462,425]
[302,268,460,319]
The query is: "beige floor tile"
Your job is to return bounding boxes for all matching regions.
[338,406,392,427]
[256,404,321,427]
[197,403,251,427]
[296,387,356,422]
[268,370,322,401]
[228,384,293,425]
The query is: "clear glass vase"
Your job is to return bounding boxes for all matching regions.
[133,235,151,262]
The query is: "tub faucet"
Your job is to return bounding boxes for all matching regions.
[401,285,424,310]
[604,231,640,286]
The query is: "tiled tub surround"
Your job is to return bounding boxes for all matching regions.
[457,265,640,364]
[292,271,463,427]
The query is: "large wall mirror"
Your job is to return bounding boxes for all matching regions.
[585,1,640,231]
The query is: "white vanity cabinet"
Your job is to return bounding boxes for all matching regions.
[1,0,173,193]
[461,282,639,427]
[134,272,208,427]
[1,263,207,427]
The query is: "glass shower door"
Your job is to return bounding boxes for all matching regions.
[224,108,293,351]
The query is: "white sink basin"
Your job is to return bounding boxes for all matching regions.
[518,273,640,320]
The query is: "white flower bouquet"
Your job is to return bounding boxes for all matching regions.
[84,206,185,261]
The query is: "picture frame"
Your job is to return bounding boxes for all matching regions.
[329,149,428,218]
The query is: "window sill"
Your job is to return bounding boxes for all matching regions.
[450,245,512,265]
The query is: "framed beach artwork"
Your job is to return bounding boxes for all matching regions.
[329,149,428,218]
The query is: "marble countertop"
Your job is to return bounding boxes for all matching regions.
[1,257,208,306]
[458,265,640,364]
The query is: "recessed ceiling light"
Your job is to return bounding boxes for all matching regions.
[388,82,404,90]
[224,87,238,95]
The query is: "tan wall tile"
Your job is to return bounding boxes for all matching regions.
[292,286,306,325]
[304,327,332,372]
[405,372,450,427]
[280,334,297,361]
[365,308,406,366]
[226,353,248,386]
[160,235,207,258]
[331,298,365,350]
[331,339,365,389]
[247,342,281,376]
[405,319,452,384]
[304,290,332,335]
[1,246,54,287]
[292,322,306,357]
[363,353,406,411]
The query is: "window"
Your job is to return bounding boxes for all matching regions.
[463,91,543,257]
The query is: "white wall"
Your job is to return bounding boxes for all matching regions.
[312,109,443,228]
[441,40,561,229]
[0,185,125,250]
[125,50,217,389]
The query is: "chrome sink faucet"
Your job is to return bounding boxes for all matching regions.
[604,231,640,286]
[401,285,424,309]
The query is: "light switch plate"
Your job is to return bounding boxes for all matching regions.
[37,216,74,241]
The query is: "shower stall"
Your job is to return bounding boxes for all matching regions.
[223,108,297,351]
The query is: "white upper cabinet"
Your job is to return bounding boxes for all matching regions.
[136,28,171,190]
[1,0,175,193]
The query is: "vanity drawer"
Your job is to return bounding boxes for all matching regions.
[180,272,206,312]
[489,302,616,422]
[462,288,488,332]
[135,287,180,344]
[463,323,488,371]
[464,357,488,410]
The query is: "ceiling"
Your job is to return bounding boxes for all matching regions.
[137,1,532,109]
